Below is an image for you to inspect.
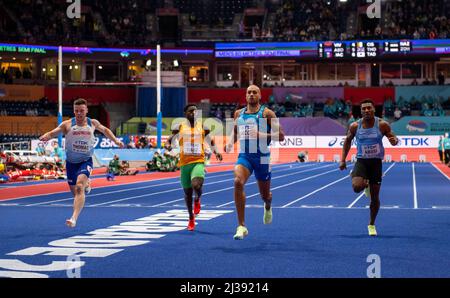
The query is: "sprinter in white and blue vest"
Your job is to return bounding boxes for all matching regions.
[225,85,285,240]
[339,99,399,236]
[40,98,124,228]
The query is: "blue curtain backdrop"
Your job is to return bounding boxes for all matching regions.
[137,87,186,117]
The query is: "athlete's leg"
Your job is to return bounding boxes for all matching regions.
[234,164,251,227]
[191,177,204,199]
[67,173,88,227]
[369,183,381,226]
[191,177,204,215]
[352,176,369,193]
[190,163,206,215]
[257,180,272,207]
[351,159,369,193]
[183,187,194,220]
[257,180,273,224]
[183,187,196,231]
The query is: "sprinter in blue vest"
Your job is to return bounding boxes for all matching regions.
[225,85,285,240]
[339,99,399,236]
[40,98,124,228]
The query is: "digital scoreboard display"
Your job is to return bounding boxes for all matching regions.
[383,40,412,53]
[318,42,345,58]
[350,41,378,58]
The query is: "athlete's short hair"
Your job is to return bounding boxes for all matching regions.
[74,98,87,106]
[184,104,197,113]
[360,99,375,107]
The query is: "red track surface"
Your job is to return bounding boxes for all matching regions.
[432,162,450,179]
[0,164,235,201]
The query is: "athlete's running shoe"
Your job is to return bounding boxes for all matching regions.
[233,225,248,240]
[364,186,370,199]
[187,219,195,231]
[66,218,76,228]
[85,179,91,195]
[194,199,201,215]
[368,225,377,236]
[263,203,272,224]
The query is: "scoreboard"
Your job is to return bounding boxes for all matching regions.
[350,41,378,58]
[318,41,345,58]
[383,40,412,53]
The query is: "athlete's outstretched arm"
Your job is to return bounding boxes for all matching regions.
[92,119,124,148]
[380,120,399,146]
[39,121,69,141]
[259,109,285,142]
[339,122,357,170]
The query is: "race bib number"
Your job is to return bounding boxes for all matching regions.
[183,141,202,156]
[361,144,381,158]
[72,140,89,153]
[239,124,258,140]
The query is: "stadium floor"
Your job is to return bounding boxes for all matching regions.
[0,162,449,278]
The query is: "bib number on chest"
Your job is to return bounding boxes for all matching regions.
[183,142,202,156]
[72,140,89,153]
[239,124,258,140]
[361,144,381,158]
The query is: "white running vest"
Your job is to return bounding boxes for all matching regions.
[65,118,96,163]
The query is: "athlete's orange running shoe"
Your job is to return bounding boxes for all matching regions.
[187,219,195,231]
[194,199,201,215]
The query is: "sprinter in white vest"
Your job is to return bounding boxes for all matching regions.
[40,98,124,228]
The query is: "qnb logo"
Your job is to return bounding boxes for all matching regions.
[66,0,81,19]
[366,0,381,19]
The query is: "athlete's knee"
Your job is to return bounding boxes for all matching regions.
[352,183,365,193]
[191,180,203,190]
[75,182,84,194]
[234,177,245,188]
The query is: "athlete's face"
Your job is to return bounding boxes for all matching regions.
[361,103,375,120]
[73,104,88,122]
[246,85,261,105]
[185,106,197,121]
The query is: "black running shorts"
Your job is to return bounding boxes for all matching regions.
[351,158,383,184]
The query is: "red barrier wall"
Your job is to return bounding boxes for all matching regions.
[344,87,395,105]
[188,88,273,104]
[44,87,135,104]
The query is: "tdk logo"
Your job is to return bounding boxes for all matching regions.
[402,137,429,146]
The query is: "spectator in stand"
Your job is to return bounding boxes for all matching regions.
[393,107,402,121]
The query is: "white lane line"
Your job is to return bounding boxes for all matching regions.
[216,166,343,207]
[412,162,418,209]
[153,164,337,207]
[282,171,352,208]
[23,162,308,206]
[90,163,326,207]
[347,162,396,208]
